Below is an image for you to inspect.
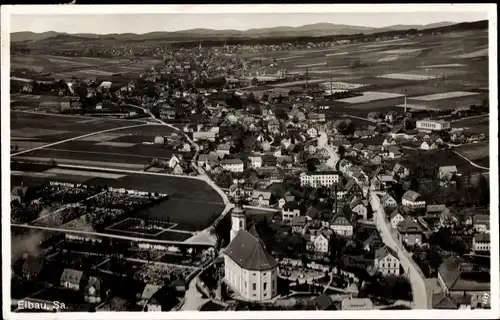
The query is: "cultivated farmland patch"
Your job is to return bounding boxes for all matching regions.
[382,48,425,54]
[336,91,404,104]
[96,142,136,148]
[296,62,328,68]
[454,48,488,59]
[454,141,490,161]
[419,63,466,68]
[325,52,348,57]
[43,168,127,179]
[78,133,125,142]
[10,128,69,138]
[411,91,480,101]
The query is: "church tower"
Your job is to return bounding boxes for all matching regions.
[230,179,247,242]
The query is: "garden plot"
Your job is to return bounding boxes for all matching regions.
[11,128,69,138]
[325,52,348,56]
[43,168,127,179]
[78,133,125,142]
[96,141,136,148]
[337,91,404,104]
[411,91,480,101]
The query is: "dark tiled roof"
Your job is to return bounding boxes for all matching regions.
[397,219,422,234]
[473,233,490,243]
[60,268,84,284]
[438,256,490,292]
[374,245,398,261]
[315,293,334,310]
[224,229,278,271]
[22,255,43,274]
[432,293,459,309]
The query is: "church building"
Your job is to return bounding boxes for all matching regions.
[223,182,279,301]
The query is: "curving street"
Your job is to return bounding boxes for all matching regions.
[370,192,429,309]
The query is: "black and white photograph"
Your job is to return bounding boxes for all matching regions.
[1,4,498,319]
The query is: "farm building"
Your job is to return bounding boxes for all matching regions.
[416,119,451,132]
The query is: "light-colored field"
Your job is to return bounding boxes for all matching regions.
[11,171,58,179]
[77,69,116,76]
[325,52,348,56]
[455,48,488,59]
[280,55,304,60]
[43,168,127,179]
[419,63,466,68]
[271,77,361,87]
[394,103,430,111]
[337,91,404,104]
[377,55,400,62]
[377,73,440,81]
[78,133,124,142]
[11,128,69,138]
[96,142,136,148]
[13,156,146,170]
[411,91,480,101]
[296,62,328,68]
[11,137,41,141]
[382,48,425,54]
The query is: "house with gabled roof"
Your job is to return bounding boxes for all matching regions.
[432,292,471,310]
[282,201,301,224]
[437,256,490,308]
[312,228,334,254]
[402,190,426,209]
[60,268,86,291]
[380,193,398,209]
[374,245,400,276]
[21,254,43,281]
[397,218,423,246]
[392,163,410,179]
[390,209,405,229]
[330,207,356,238]
[363,231,383,252]
[350,198,369,220]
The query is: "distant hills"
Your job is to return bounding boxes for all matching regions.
[11,21,461,42]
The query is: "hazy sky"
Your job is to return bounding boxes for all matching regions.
[11,12,488,34]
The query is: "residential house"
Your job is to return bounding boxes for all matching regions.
[84,277,102,304]
[300,171,341,188]
[363,231,383,252]
[368,153,383,165]
[330,207,356,237]
[472,233,490,253]
[193,131,216,142]
[172,162,185,175]
[385,111,398,123]
[307,144,317,155]
[11,185,29,204]
[387,146,403,159]
[252,190,273,206]
[390,210,405,229]
[438,256,491,308]
[248,156,263,169]
[432,292,472,310]
[381,193,398,209]
[307,127,319,138]
[138,284,162,310]
[382,137,398,147]
[221,159,244,173]
[21,254,43,281]
[197,154,219,171]
[291,216,308,234]
[402,190,426,209]
[392,163,410,179]
[278,194,296,209]
[420,139,437,150]
[472,214,490,233]
[168,154,184,169]
[95,297,128,312]
[374,246,400,276]
[313,229,334,254]
[397,218,423,246]
[344,179,363,199]
[282,201,301,224]
[146,285,176,312]
[350,199,368,220]
[438,166,459,183]
[60,268,86,291]
[216,143,232,158]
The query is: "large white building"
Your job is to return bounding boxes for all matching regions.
[416,119,451,132]
[300,171,341,188]
[221,159,244,173]
[224,188,279,302]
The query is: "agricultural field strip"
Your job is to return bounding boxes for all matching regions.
[377,73,440,81]
[10,128,70,138]
[96,142,136,147]
[381,48,426,54]
[336,91,404,104]
[418,63,466,68]
[43,168,127,179]
[11,123,150,157]
[106,218,194,236]
[454,48,488,59]
[411,91,480,101]
[12,156,147,170]
[39,148,161,160]
[10,223,211,246]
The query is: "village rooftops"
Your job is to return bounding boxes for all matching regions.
[224,229,278,271]
[315,293,335,310]
[438,256,490,292]
[397,219,423,234]
[60,268,84,284]
[374,245,398,261]
[402,190,421,202]
[473,233,490,243]
[221,159,244,165]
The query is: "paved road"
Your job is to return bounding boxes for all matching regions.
[370,192,429,309]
